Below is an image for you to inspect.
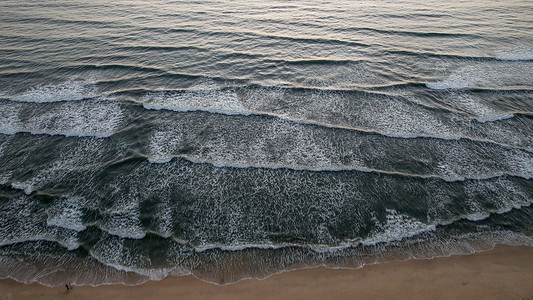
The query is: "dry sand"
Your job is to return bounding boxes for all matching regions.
[2,245,533,300]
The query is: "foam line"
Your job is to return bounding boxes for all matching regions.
[9,78,98,103]
[2,230,533,287]
[496,45,533,61]
[137,84,532,153]
[0,99,124,137]
[142,78,250,116]
[0,241,151,286]
[88,234,192,280]
[146,152,533,182]
[426,177,531,226]
[145,117,533,182]
[427,62,533,90]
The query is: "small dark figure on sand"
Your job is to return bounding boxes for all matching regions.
[65,283,72,291]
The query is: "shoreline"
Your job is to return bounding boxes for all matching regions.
[2,245,533,299]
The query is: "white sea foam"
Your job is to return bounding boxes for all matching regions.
[0,236,78,251]
[3,230,533,287]
[435,164,466,182]
[100,183,145,239]
[11,159,75,195]
[148,119,384,178]
[194,242,285,253]
[139,84,533,154]
[445,92,514,123]
[356,96,456,139]
[90,235,164,279]
[11,77,98,103]
[0,100,124,137]
[143,170,177,239]
[11,139,106,195]
[142,78,250,115]
[0,172,12,185]
[477,120,533,151]
[464,178,531,216]
[434,141,533,182]
[101,210,145,240]
[11,182,38,195]
[0,195,79,250]
[476,114,514,123]
[427,63,533,90]
[193,240,354,254]
[23,100,124,137]
[0,101,21,135]
[505,148,533,179]
[0,252,151,287]
[89,234,190,280]
[427,177,532,226]
[0,135,12,156]
[0,135,13,183]
[145,113,533,182]
[152,199,174,238]
[97,163,182,240]
[465,212,491,221]
[167,161,365,248]
[363,209,435,246]
[277,122,332,168]
[496,45,533,61]
[4,159,533,285]
[148,126,184,164]
[244,87,463,141]
[46,198,86,232]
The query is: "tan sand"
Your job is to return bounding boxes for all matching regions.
[2,245,533,300]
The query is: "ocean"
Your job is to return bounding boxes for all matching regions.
[0,0,532,286]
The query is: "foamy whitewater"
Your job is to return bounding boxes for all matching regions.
[1,0,532,286]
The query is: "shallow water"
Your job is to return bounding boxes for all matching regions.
[1,0,532,285]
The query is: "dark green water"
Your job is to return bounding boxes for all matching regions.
[1,0,532,286]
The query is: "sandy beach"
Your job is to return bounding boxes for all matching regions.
[2,245,533,300]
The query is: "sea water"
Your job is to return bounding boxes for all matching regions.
[0,0,532,285]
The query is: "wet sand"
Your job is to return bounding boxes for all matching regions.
[2,245,533,300]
